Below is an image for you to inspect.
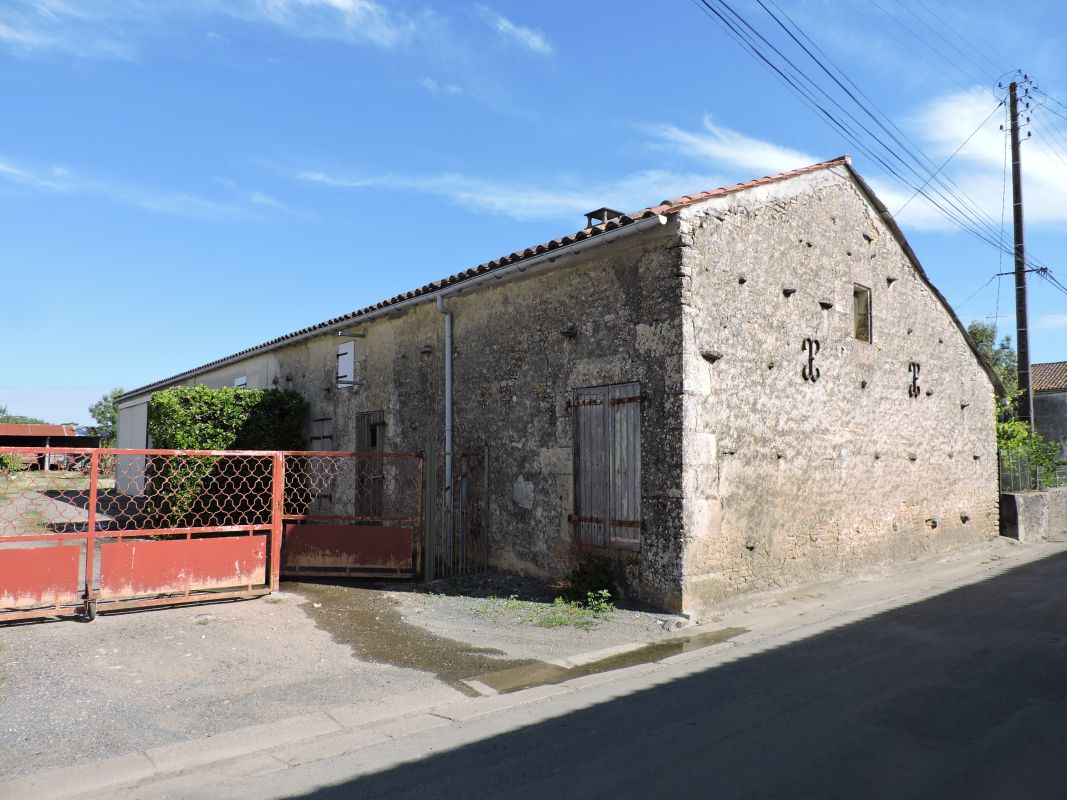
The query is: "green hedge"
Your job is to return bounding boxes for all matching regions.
[147,385,307,450]
[145,386,308,526]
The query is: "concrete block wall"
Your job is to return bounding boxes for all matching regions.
[1000,488,1067,542]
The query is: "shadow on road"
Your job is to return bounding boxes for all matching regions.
[293,550,1067,800]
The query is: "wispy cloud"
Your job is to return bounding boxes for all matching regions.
[290,166,721,222]
[1034,314,1067,331]
[0,1,137,59]
[865,89,1067,235]
[0,0,426,58]
[246,189,292,212]
[0,155,250,219]
[245,0,417,48]
[419,76,463,96]
[278,116,834,222]
[650,98,1067,240]
[652,115,819,176]
[474,5,552,55]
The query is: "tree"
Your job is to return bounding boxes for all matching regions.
[89,388,125,447]
[0,404,47,425]
[969,322,1065,485]
[967,321,1018,399]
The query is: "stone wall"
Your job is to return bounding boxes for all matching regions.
[215,225,688,608]
[678,166,999,610]
[1034,390,1067,472]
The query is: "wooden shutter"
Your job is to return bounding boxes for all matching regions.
[608,383,641,546]
[573,387,608,546]
[572,383,641,548]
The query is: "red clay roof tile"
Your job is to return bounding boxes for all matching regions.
[1033,361,1067,392]
[119,156,852,400]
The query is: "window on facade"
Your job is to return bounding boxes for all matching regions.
[233,376,247,388]
[853,284,872,342]
[337,342,356,389]
[572,382,642,549]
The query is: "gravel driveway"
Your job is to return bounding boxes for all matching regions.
[0,577,682,779]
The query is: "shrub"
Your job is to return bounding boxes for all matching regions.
[145,386,308,526]
[147,385,307,451]
[0,453,26,473]
[998,420,1064,488]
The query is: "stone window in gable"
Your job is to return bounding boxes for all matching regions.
[853,284,872,343]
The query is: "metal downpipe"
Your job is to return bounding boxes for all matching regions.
[436,296,453,569]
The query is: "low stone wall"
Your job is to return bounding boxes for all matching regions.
[1000,487,1067,542]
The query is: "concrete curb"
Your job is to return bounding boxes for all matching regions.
[6,539,1064,800]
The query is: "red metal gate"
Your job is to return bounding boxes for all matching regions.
[280,451,423,579]
[0,447,423,623]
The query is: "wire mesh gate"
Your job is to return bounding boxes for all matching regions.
[281,452,423,578]
[0,447,423,623]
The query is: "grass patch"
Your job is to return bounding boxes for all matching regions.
[477,590,615,630]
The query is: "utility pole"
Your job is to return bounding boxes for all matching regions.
[1008,79,1034,427]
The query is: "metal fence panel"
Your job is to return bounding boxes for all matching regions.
[1,446,424,622]
[999,448,1067,493]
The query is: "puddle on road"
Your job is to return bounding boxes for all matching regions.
[283,581,536,696]
[470,626,748,694]
[284,581,746,697]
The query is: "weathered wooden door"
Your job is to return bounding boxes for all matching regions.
[572,383,642,548]
[354,410,385,521]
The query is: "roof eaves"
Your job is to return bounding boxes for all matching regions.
[117,156,853,403]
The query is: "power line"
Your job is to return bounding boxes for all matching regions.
[895,99,1004,216]
[761,0,1008,240]
[690,0,1048,272]
[867,0,993,90]
[899,2,999,84]
[912,0,1006,78]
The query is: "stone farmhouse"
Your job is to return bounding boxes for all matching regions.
[116,156,1000,614]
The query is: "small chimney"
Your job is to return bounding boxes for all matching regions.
[584,207,624,228]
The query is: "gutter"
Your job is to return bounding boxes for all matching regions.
[116,213,669,406]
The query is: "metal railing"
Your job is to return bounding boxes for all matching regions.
[998,448,1067,493]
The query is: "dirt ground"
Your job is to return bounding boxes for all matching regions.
[0,575,682,779]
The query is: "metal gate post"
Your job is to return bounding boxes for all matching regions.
[83,450,100,619]
[269,452,284,591]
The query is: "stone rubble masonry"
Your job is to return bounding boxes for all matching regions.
[677,166,997,611]
[116,164,998,615]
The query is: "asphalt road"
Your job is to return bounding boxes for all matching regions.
[175,546,1067,800]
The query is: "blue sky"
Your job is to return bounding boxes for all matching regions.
[1,0,1065,425]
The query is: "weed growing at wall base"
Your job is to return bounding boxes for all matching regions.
[477,591,616,630]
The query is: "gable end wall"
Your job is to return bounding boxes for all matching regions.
[678,168,998,611]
